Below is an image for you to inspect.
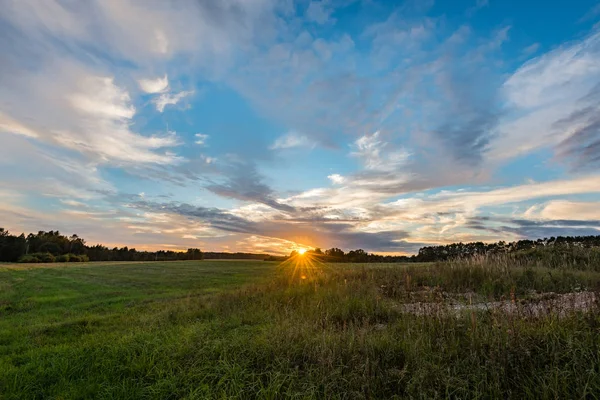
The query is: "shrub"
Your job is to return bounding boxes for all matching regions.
[31,252,55,263]
[66,254,88,262]
[18,255,40,263]
[18,253,56,263]
[56,254,70,262]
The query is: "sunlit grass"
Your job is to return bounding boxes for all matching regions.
[0,258,599,398]
[276,251,331,283]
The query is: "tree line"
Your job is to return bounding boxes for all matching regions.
[293,248,414,263]
[302,235,600,263]
[415,236,600,262]
[0,229,204,263]
[3,227,600,264]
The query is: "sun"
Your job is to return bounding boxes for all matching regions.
[278,246,328,284]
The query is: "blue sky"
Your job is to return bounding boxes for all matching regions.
[2,0,600,254]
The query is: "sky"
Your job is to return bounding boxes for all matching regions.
[2,0,600,255]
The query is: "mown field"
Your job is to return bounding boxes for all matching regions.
[0,257,599,399]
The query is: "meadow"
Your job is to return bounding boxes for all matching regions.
[0,257,599,399]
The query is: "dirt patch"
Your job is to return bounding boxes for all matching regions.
[397,291,598,318]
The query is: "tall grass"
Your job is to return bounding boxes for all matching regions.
[0,258,599,399]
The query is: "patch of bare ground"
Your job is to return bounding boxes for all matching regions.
[396,291,598,318]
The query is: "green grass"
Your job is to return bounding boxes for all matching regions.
[0,259,599,399]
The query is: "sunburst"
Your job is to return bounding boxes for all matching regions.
[277,249,328,284]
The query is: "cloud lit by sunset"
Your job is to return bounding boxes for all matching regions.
[1,0,600,255]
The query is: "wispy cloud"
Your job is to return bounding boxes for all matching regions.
[206,161,296,212]
[0,112,39,138]
[138,75,169,94]
[525,200,600,221]
[131,199,421,253]
[466,0,489,16]
[270,132,315,150]
[2,0,600,254]
[521,42,540,56]
[153,90,194,113]
[195,133,210,146]
[68,76,135,119]
[492,31,600,166]
[579,3,600,23]
[351,131,411,171]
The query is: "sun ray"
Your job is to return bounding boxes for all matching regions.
[276,250,331,285]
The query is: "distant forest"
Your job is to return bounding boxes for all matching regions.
[0,229,204,263]
[303,235,600,263]
[2,227,600,263]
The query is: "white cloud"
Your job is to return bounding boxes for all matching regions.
[201,155,215,164]
[281,174,600,247]
[525,200,600,221]
[351,131,411,172]
[56,75,181,164]
[270,132,315,150]
[0,112,39,138]
[0,134,114,200]
[490,31,600,162]
[1,61,182,166]
[195,133,209,146]
[229,203,286,222]
[328,174,346,184]
[138,75,169,93]
[60,199,87,208]
[3,0,280,66]
[384,175,600,219]
[153,90,194,112]
[504,34,600,109]
[69,76,136,119]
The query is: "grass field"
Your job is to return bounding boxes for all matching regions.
[0,258,599,399]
